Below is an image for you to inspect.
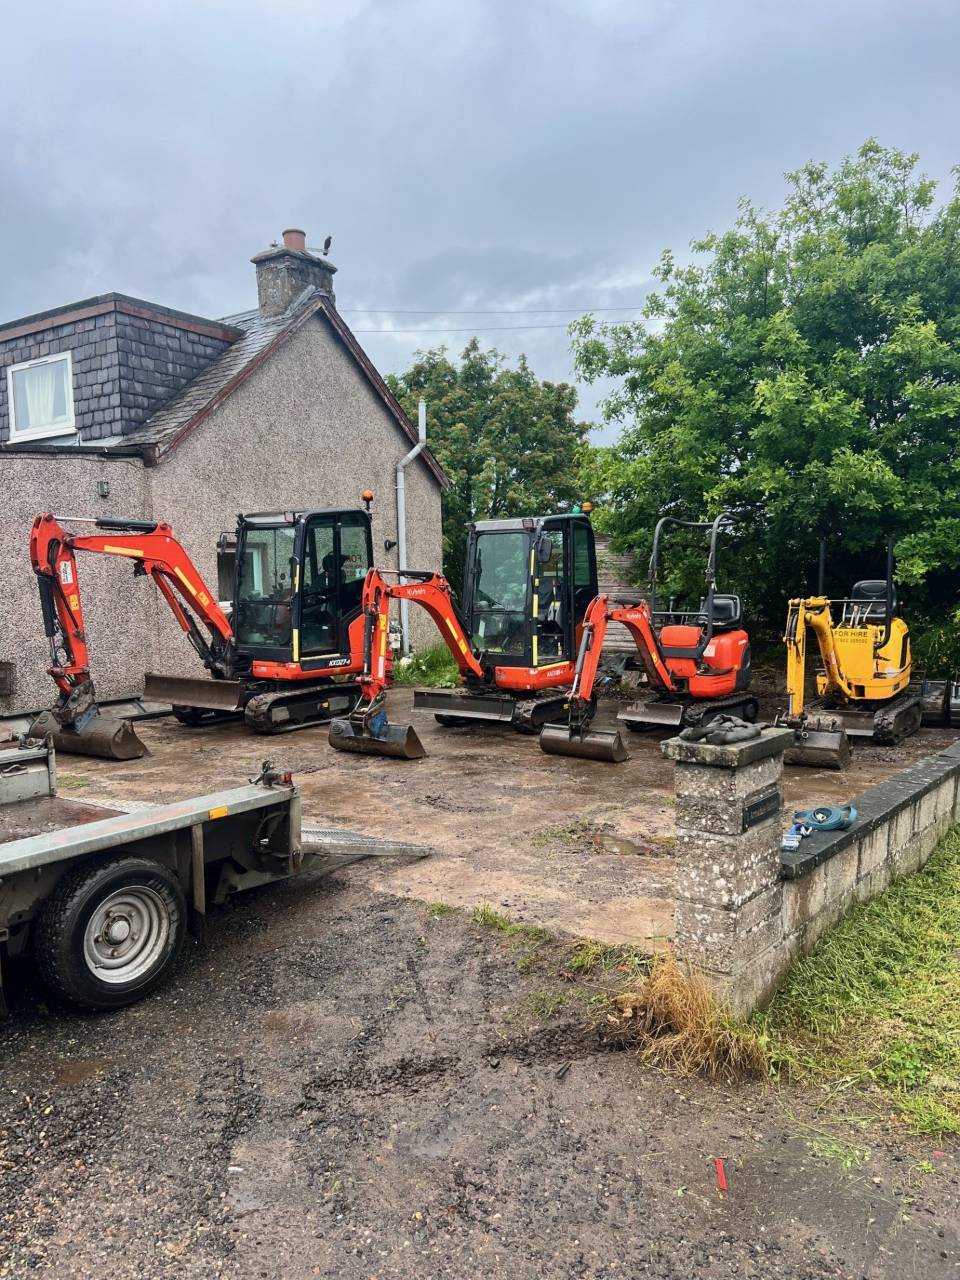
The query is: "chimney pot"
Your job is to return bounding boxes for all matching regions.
[282,228,306,251]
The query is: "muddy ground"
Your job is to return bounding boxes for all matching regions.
[2,692,959,1275]
[41,689,960,947]
[2,873,958,1278]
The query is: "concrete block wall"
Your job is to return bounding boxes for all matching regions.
[665,732,960,1014]
[779,744,960,957]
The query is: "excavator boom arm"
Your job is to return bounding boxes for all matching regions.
[784,596,856,717]
[30,513,233,701]
[356,567,484,699]
[571,594,677,707]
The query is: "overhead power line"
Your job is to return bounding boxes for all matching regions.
[341,304,645,315]
[352,322,586,334]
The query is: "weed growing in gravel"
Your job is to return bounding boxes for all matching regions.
[530,823,581,849]
[565,940,649,977]
[527,989,569,1021]
[58,774,91,790]
[760,828,960,1135]
[471,903,551,942]
[472,902,554,969]
[427,902,458,918]
[800,1128,870,1169]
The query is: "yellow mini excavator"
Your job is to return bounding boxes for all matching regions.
[781,538,922,768]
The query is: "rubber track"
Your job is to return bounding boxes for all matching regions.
[512,693,575,733]
[243,682,363,734]
[873,692,923,745]
[669,692,760,729]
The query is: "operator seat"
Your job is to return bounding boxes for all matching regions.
[842,580,895,625]
[699,594,743,631]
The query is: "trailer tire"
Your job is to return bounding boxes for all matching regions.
[35,856,187,1010]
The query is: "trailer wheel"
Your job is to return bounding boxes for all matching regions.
[35,856,186,1010]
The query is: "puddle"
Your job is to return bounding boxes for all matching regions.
[592,833,645,857]
[43,1056,115,1087]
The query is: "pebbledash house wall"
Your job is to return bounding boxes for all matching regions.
[145,314,442,678]
[0,450,153,711]
[0,311,442,715]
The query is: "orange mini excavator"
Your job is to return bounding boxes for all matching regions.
[539,513,758,761]
[328,510,601,758]
[29,502,378,758]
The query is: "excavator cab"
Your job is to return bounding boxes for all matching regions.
[616,513,755,733]
[142,506,375,727]
[462,514,597,671]
[230,509,373,669]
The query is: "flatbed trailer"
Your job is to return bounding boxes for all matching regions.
[0,740,427,1011]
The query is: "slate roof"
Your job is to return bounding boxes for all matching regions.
[119,289,447,487]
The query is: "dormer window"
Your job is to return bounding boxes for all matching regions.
[7,352,76,442]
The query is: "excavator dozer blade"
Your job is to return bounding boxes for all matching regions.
[617,700,684,732]
[783,723,851,770]
[539,722,630,763]
[328,716,426,760]
[143,672,245,714]
[28,710,149,761]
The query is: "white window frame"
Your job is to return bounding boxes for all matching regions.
[6,351,77,442]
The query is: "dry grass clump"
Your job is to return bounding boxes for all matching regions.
[597,952,767,1082]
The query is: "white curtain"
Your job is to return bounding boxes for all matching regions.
[21,362,59,427]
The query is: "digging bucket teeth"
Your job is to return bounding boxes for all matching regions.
[539,722,630,763]
[29,710,149,761]
[328,716,426,760]
[782,717,850,770]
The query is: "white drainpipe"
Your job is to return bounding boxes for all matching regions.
[396,398,426,656]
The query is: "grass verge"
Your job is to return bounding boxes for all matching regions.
[391,643,461,687]
[760,828,960,1135]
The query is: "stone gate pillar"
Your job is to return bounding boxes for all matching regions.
[661,727,794,1014]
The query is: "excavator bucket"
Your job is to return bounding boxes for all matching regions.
[28,709,149,761]
[539,722,630,763]
[328,714,426,760]
[782,716,851,770]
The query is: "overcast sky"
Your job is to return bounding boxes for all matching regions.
[2,0,959,441]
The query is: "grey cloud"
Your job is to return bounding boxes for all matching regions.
[1,0,958,438]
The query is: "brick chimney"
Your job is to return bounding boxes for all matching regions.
[251,228,337,316]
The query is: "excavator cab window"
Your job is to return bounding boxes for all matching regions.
[536,530,568,661]
[299,511,373,658]
[571,520,596,617]
[301,521,338,655]
[233,525,296,648]
[472,532,529,656]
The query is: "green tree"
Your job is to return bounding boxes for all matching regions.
[387,339,589,594]
[571,141,960,664]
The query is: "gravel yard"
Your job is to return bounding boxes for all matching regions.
[1,691,958,1276]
